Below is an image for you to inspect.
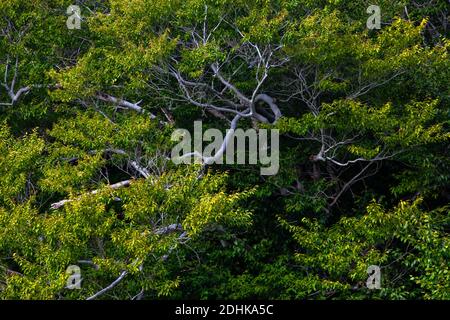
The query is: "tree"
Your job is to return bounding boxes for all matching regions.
[0,0,448,300]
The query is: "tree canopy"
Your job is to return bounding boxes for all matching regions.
[0,0,448,299]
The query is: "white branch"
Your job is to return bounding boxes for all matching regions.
[50,180,132,210]
[130,161,150,179]
[211,63,251,105]
[86,270,128,300]
[85,223,187,300]
[348,71,405,100]
[95,93,156,119]
[170,69,251,117]
[253,93,282,123]
[154,223,183,235]
[178,114,241,165]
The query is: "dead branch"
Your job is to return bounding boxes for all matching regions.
[50,180,132,210]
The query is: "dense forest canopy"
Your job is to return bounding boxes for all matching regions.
[0,0,448,299]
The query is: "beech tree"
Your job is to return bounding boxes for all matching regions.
[0,0,448,299]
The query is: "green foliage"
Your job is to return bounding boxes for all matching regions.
[280,199,449,299]
[0,164,253,299]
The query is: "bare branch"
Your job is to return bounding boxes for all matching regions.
[0,57,31,106]
[211,63,251,105]
[329,162,376,208]
[253,93,282,123]
[50,180,132,210]
[154,223,183,235]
